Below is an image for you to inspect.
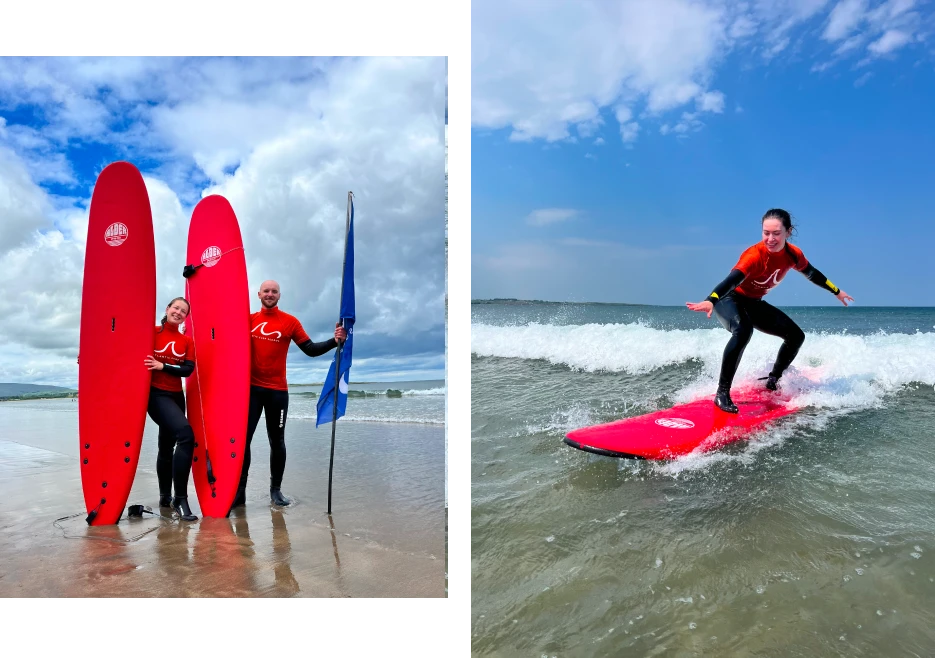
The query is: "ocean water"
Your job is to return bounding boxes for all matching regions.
[472,301,935,656]
[0,379,445,559]
[287,379,445,426]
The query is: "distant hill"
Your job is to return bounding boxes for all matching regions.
[0,383,77,400]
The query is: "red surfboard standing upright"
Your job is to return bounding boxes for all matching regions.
[79,162,156,525]
[185,195,250,517]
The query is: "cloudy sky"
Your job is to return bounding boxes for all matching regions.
[472,0,935,306]
[0,56,447,387]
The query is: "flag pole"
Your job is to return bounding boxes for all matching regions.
[327,191,353,515]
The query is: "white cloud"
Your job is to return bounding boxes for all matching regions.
[472,0,929,143]
[594,137,605,145]
[823,0,868,41]
[526,208,580,227]
[615,106,633,124]
[0,57,446,385]
[729,15,760,39]
[763,36,792,58]
[666,112,705,136]
[835,34,867,54]
[697,90,726,113]
[0,145,54,249]
[473,0,729,141]
[620,121,641,142]
[867,28,913,53]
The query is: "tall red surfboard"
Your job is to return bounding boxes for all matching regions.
[564,388,798,459]
[185,195,250,517]
[79,162,156,525]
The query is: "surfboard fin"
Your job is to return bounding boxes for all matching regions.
[205,450,217,485]
[85,498,105,525]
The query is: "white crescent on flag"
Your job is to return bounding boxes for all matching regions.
[339,373,349,394]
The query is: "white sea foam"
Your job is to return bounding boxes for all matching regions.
[473,322,935,413]
[402,387,446,396]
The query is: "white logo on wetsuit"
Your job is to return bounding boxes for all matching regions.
[753,269,785,288]
[279,410,285,428]
[252,322,282,339]
[655,418,695,429]
[154,341,185,357]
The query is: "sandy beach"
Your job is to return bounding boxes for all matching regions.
[0,399,445,597]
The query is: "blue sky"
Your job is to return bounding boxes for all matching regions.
[472,0,935,307]
[0,56,447,386]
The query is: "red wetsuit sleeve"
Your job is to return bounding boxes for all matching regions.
[291,317,311,345]
[732,245,760,275]
[787,243,809,272]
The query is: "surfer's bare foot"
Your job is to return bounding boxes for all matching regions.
[172,496,198,521]
[714,389,738,414]
[270,488,291,507]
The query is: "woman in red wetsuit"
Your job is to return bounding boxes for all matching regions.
[686,209,853,413]
[144,297,198,521]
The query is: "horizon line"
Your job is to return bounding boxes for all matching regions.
[472,298,935,309]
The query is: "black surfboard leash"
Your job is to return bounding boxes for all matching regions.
[53,504,184,543]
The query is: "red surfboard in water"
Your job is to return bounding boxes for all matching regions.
[79,162,156,525]
[564,388,799,459]
[184,195,250,517]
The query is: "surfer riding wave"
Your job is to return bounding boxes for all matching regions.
[686,209,853,413]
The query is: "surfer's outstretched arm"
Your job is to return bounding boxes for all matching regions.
[799,264,854,306]
[800,263,839,294]
[686,269,745,317]
[705,269,745,305]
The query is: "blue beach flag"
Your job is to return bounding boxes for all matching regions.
[316,193,355,427]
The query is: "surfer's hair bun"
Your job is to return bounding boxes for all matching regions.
[762,208,797,237]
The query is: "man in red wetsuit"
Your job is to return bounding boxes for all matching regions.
[232,280,346,507]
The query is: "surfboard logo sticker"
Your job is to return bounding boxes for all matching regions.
[655,418,695,429]
[201,246,222,267]
[104,222,128,247]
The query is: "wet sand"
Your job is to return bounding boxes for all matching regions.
[0,400,445,597]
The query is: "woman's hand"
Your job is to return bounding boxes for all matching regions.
[144,356,164,371]
[685,300,714,318]
[836,290,854,307]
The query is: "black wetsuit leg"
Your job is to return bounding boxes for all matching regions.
[239,386,267,490]
[713,294,755,391]
[263,389,290,490]
[147,387,195,498]
[155,427,174,496]
[744,297,806,379]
